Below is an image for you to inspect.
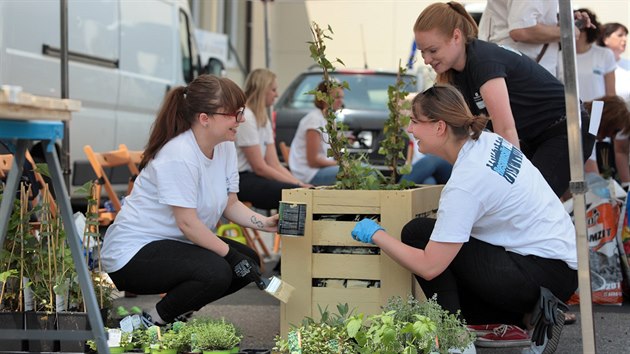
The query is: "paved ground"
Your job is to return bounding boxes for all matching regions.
[113,254,630,354]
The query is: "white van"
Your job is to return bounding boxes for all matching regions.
[0,0,204,197]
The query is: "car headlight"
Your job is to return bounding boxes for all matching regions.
[347,130,373,149]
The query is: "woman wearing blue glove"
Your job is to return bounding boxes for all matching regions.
[352,85,577,353]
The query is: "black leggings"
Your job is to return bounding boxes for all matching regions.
[401,218,577,327]
[108,238,259,323]
[237,171,300,210]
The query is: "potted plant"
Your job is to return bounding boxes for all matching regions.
[274,304,355,354]
[280,22,444,336]
[183,317,242,354]
[382,295,475,354]
[0,187,32,351]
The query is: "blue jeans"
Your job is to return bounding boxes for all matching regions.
[401,154,452,184]
[309,165,339,186]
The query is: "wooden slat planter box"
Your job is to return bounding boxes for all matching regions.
[279,185,443,336]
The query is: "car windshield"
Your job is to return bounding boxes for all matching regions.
[288,73,415,110]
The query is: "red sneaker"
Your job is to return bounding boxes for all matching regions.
[474,324,531,348]
[467,323,503,337]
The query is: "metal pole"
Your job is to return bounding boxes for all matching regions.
[60,0,71,190]
[263,0,271,68]
[558,1,596,353]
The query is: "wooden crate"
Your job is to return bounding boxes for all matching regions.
[280,185,443,335]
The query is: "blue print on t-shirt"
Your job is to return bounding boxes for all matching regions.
[486,137,523,184]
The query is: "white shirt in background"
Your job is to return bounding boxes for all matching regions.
[235,107,274,172]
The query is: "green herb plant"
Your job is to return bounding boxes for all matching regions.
[346,310,437,354]
[274,303,356,354]
[383,295,475,354]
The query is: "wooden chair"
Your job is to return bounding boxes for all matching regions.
[83,144,134,225]
[126,149,143,195]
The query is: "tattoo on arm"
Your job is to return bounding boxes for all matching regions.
[251,215,264,229]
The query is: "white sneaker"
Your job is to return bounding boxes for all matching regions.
[521,339,545,354]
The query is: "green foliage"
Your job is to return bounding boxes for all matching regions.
[307,22,413,190]
[181,317,242,351]
[274,303,356,354]
[383,295,475,354]
[380,63,415,186]
[346,310,436,354]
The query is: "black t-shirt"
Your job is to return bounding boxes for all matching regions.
[452,39,566,141]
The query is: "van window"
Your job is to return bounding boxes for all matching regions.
[179,10,199,83]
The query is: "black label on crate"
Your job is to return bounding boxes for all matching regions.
[278,201,307,236]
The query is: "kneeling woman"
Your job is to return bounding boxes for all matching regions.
[351,85,577,352]
[101,75,278,327]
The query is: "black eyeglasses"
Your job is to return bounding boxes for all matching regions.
[208,108,245,123]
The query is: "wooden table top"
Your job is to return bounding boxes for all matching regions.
[0,86,80,122]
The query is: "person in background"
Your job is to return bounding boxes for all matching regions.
[412,1,595,198]
[288,81,342,186]
[101,75,278,327]
[599,22,630,105]
[351,85,576,353]
[583,96,630,188]
[402,135,452,185]
[478,0,562,77]
[558,8,616,102]
[235,68,308,210]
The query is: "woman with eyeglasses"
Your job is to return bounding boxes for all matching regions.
[235,68,308,211]
[101,74,278,328]
[351,84,577,354]
[412,1,595,198]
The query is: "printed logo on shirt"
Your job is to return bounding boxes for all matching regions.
[474,92,486,110]
[593,68,604,76]
[486,137,523,184]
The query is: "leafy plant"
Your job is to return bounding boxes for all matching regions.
[383,295,475,354]
[380,62,415,186]
[274,303,356,354]
[346,310,437,354]
[182,317,242,352]
[307,22,413,190]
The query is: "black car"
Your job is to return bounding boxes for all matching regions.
[273,69,417,170]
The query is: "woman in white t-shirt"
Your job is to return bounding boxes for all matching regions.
[235,69,306,210]
[101,75,278,327]
[288,81,342,186]
[351,85,577,353]
[600,23,630,105]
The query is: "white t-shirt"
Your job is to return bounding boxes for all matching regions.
[478,0,559,76]
[615,60,630,108]
[235,107,274,172]
[101,130,240,272]
[431,132,578,269]
[289,109,333,183]
[559,45,617,102]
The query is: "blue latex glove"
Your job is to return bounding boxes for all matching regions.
[351,218,385,244]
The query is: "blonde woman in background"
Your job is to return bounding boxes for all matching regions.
[235,68,308,210]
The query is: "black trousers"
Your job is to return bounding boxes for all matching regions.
[108,238,259,323]
[401,218,577,327]
[237,171,300,210]
[521,109,595,197]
